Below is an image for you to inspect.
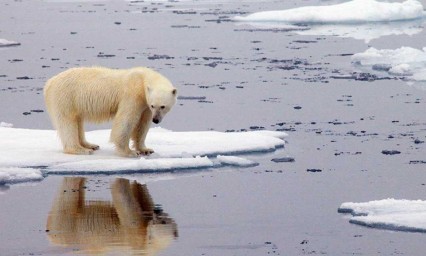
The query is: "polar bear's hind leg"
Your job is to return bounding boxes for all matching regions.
[57,116,94,155]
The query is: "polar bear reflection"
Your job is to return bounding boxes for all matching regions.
[46,178,177,255]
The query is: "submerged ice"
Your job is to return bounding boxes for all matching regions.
[0,126,287,184]
[352,46,426,81]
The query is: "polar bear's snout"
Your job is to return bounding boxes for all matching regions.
[153,117,160,124]
[151,110,163,124]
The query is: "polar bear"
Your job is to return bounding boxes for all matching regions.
[44,66,177,157]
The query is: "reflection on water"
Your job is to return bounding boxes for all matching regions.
[46,177,178,255]
[238,19,425,43]
[297,19,425,43]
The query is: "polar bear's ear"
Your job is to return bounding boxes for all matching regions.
[172,89,177,95]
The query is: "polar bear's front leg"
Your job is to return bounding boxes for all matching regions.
[132,109,154,155]
[78,118,100,151]
[111,103,141,158]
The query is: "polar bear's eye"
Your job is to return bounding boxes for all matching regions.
[160,106,165,109]
[151,105,154,108]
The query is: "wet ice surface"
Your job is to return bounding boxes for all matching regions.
[0,0,426,255]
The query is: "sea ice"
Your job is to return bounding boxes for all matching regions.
[352,46,426,81]
[0,39,20,47]
[0,167,43,185]
[234,0,425,43]
[216,155,258,167]
[0,122,13,128]
[234,0,425,24]
[0,126,287,183]
[338,198,426,233]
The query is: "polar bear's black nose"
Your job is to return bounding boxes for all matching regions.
[153,118,160,124]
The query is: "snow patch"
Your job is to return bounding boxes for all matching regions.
[352,46,426,81]
[339,198,426,233]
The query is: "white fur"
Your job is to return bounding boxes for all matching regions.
[44,66,177,157]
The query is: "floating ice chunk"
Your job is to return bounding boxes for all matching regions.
[352,46,426,81]
[234,1,425,43]
[0,122,13,128]
[216,155,258,167]
[0,168,43,185]
[271,156,295,163]
[338,198,426,233]
[234,0,425,24]
[0,126,286,178]
[0,39,20,47]
[352,47,426,66]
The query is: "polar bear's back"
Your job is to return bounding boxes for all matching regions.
[44,67,129,123]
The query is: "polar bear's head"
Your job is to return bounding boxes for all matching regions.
[146,83,177,124]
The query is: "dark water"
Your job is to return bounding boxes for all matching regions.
[0,0,426,255]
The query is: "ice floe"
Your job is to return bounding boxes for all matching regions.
[216,155,258,167]
[0,39,20,48]
[0,122,13,128]
[352,46,426,81]
[0,126,286,184]
[234,0,425,42]
[234,0,425,24]
[338,198,426,233]
[0,168,43,185]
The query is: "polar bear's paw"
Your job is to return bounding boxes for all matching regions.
[82,142,100,151]
[116,149,141,158]
[64,147,94,155]
[137,147,154,156]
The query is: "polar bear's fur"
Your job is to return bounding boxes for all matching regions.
[44,67,177,157]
